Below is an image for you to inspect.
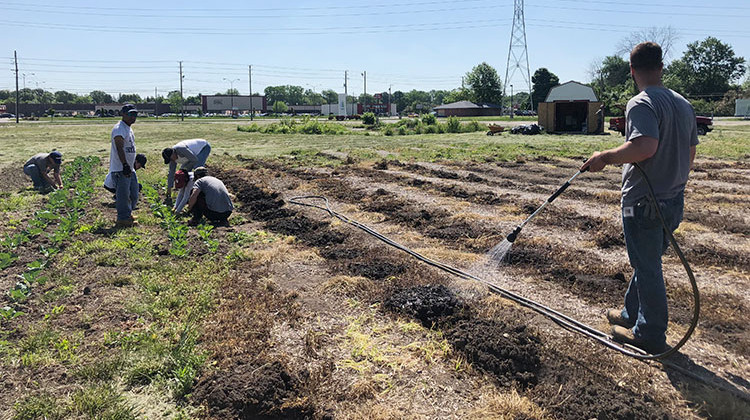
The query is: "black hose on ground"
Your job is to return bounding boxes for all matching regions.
[287,164,700,358]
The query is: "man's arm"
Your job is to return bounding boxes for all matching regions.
[689,145,696,169]
[166,160,177,197]
[41,166,58,188]
[52,167,63,188]
[186,188,200,212]
[580,136,658,172]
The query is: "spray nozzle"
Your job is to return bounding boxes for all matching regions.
[506,226,522,243]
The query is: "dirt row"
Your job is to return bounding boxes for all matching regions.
[236,158,748,358]
[205,165,687,419]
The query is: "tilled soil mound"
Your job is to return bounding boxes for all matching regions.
[384,284,464,327]
[193,361,313,419]
[446,318,542,388]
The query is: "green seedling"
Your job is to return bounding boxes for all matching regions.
[1,305,24,320]
[0,252,17,269]
[9,282,31,302]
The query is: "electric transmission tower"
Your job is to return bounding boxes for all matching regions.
[503,0,533,112]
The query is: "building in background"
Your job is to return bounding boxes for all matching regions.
[537,81,602,133]
[201,95,266,114]
[433,101,503,117]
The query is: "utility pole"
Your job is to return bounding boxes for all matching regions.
[503,0,533,112]
[179,61,184,121]
[362,71,367,113]
[344,70,348,117]
[155,87,158,119]
[14,51,19,123]
[253,65,255,121]
[510,84,514,119]
[388,84,392,117]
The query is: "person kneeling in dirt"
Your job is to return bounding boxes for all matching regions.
[162,138,211,199]
[185,167,233,226]
[104,153,147,196]
[24,151,63,193]
[171,169,195,215]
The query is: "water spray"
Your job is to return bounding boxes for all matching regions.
[488,168,589,263]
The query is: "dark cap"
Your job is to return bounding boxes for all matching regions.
[121,104,138,115]
[135,153,147,169]
[194,166,208,179]
[162,148,174,164]
[49,151,62,165]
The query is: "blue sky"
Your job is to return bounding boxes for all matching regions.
[3,0,749,99]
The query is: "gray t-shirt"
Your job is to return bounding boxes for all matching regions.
[25,153,59,174]
[622,87,699,206]
[193,176,233,213]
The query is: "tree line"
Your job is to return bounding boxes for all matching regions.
[2,35,746,116]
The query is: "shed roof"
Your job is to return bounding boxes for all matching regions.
[434,100,502,110]
[544,81,598,102]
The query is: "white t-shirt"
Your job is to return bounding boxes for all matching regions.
[173,172,195,213]
[104,172,115,189]
[174,139,208,166]
[110,120,136,172]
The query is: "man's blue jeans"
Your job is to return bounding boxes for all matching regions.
[621,191,684,345]
[113,171,139,221]
[196,143,211,167]
[23,164,48,190]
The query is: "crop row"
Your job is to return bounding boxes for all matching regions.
[2,156,100,319]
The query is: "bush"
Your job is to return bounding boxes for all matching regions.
[362,112,376,125]
[464,120,482,133]
[422,113,437,125]
[423,125,437,134]
[445,116,461,133]
[398,126,408,136]
[384,127,394,136]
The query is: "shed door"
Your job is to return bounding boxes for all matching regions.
[555,101,589,132]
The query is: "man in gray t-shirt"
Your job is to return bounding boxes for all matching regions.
[24,151,63,192]
[185,167,233,226]
[581,42,698,354]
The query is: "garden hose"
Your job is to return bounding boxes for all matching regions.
[287,163,700,363]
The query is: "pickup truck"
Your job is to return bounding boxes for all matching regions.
[609,115,713,136]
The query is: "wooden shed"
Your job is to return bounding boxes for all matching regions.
[537,81,603,134]
[434,100,503,117]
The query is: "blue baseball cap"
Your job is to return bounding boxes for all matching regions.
[121,104,138,115]
[49,151,62,164]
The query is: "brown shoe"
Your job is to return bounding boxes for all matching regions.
[115,219,137,228]
[611,326,668,354]
[606,309,634,328]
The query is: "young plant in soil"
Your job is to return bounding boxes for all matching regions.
[142,185,190,257]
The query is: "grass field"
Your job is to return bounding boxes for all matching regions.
[0,119,748,419]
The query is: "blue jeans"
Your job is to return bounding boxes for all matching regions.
[113,171,140,221]
[195,143,211,167]
[23,164,48,190]
[621,191,684,345]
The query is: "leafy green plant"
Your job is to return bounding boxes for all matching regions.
[422,113,437,125]
[362,112,376,125]
[445,116,461,133]
[1,306,24,320]
[0,252,17,269]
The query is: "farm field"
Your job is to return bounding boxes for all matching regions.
[0,119,748,419]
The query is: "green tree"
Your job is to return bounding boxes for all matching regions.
[54,90,77,103]
[666,37,746,98]
[224,88,239,96]
[185,95,202,105]
[118,93,142,103]
[166,90,183,113]
[321,89,338,105]
[531,68,559,109]
[443,88,472,104]
[272,100,288,114]
[465,62,503,105]
[89,90,114,104]
[264,85,305,105]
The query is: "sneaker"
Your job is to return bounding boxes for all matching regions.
[187,218,201,226]
[611,326,668,354]
[606,309,634,328]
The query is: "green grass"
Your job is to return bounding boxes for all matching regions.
[2,120,745,168]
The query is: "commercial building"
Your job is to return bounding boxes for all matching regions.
[201,95,266,114]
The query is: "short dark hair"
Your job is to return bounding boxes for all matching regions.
[630,42,663,71]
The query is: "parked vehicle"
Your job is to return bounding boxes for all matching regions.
[0,113,15,118]
[609,115,713,136]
